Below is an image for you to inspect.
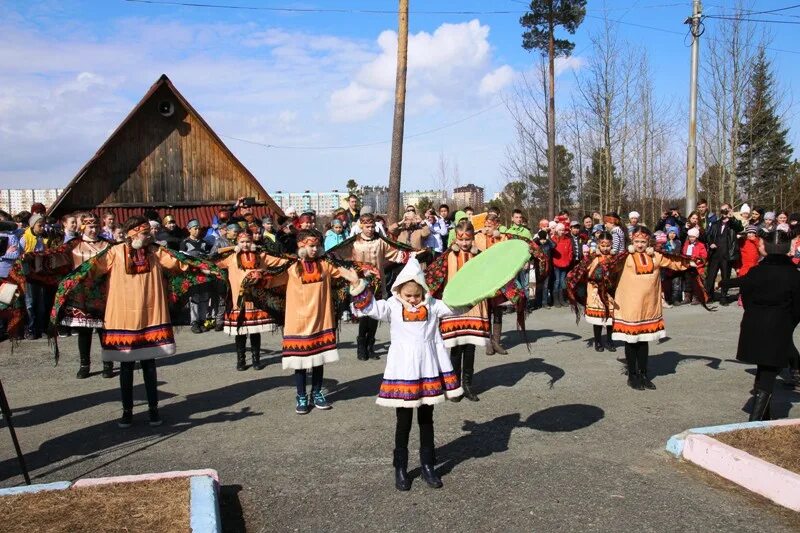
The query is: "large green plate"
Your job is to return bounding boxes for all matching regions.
[443,239,531,307]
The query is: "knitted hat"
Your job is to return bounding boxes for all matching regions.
[28,213,43,228]
[665,225,679,236]
[687,227,700,238]
[582,244,590,253]
[555,223,565,232]
[654,231,667,245]
[285,206,297,216]
[592,224,604,234]
[739,203,751,214]
[765,211,776,221]
[570,220,580,228]
[226,223,241,232]
[628,211,640,220]
[187,219,200,229]
[745,224,759,234]
[331,219,343,227]
[548,221,557,230]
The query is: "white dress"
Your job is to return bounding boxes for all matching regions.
[353,294,464,407]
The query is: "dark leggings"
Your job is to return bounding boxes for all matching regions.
[395,405,434,452]
[234,333,261,351]
[592,325,613,343]
[358,316,379,339]
[755,365,780,394]
[77,327,101,358]
[120,359,158,412]
[450,344,476,379]
[624,341,650,373]
[491,307,503,324]
[295,366,324,396]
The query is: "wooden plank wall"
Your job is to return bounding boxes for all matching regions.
[59,84,266,211]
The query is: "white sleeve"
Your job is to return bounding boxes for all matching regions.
[351,296,392,321]
[432,298,469,318]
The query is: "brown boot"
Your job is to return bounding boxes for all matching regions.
[491,324,508,355]
[485,327,495,356]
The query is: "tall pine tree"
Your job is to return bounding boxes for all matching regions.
[736,48,793,207]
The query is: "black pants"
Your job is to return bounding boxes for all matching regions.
[77,327,102,359]
[120,359,158,412]
[358,316,379,340]
[705,254,731,298]
[235,333,261,352]
[755,365,779,394]
[624,341,649,374]
[593,325,613,344]
[450,344,475,379]
[295,366,323,396]
[395,405,435,463]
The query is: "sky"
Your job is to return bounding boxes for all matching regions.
[1,0,799,198]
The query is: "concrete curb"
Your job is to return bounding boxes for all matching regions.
[665,418,799,457]
[0,470,221,531]
[667,418,800,512]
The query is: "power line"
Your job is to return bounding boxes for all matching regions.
[705,14,800,25]
[220,100,505,151]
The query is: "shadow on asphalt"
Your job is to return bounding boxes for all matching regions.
[0,374,299,483]
[430,404,604,478]
[219,484,246,533]
[649,350,723,379]
[502,327,582,348]
[475,358,565,391]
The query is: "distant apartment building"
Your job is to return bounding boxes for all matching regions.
[270,190,350,216]
[402,189,445,210]
[0,189,63,215]
[359,185,389,214]
[452,184,485,210]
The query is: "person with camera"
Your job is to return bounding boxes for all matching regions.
[422,208,448,255]
[389,207,431,250]
[704,203,741,305]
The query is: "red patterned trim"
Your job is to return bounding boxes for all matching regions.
[100,324,174,351]
[283,328,337,357]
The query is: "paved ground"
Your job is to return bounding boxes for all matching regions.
[1,304,799,532]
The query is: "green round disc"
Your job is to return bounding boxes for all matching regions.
[442,239,531,307]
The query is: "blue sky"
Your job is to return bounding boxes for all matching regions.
[1,0,798,198]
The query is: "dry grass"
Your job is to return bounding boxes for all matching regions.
[715,424,800,475]
[0,477,190,533]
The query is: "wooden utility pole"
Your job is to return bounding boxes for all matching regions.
[685,0,702,214]
[387,0,409,225]
[546,5,557,220]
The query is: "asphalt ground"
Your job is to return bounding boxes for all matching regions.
[1,303,799,532]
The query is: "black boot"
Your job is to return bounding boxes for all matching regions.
[749,390,772,421]
[393,448,411,491]
[251,334,266,370]
[593,326,604,352]
[461,347,479,402]
[356,336,368,361]
[638,343,655,390]
[102,361,114,378]
[420,445,442,489]
[235,335,247,371]
[604,326,617,352]
[367,333,380,360]
[76,357,90,379]
[625,344,643,390]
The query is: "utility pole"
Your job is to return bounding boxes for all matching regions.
[387,0,409,225]
[685,0,702,215]
[546,6,557,220]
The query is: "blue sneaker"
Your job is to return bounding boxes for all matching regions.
[312,390,332,410]
[295,394,310,415]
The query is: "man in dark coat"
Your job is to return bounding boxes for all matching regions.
[723,229,800,420]
[704,204,741,304]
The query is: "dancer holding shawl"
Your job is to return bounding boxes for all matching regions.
[215,231,277,371]
[245,230,361,414]
[51,216,222,427]
[327,213,410,361]
[474,213,509,355]
[424,220,489,402]
[350,258,466,491]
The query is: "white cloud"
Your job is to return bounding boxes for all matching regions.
[555,55,586,76]
[479,65,515,96]
[329,19,513,123]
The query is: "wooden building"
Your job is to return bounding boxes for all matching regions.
[49,74,281,226]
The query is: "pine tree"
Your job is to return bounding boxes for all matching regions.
[736,48,793,207]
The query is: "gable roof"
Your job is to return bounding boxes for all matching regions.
[49,74,281,216]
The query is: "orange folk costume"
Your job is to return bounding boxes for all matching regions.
[216,251,276,335]
[437,249,490,347]
[89,244,199,361]
[584,254,614,327]
[612,251,692,343]
[256,254,350,370]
